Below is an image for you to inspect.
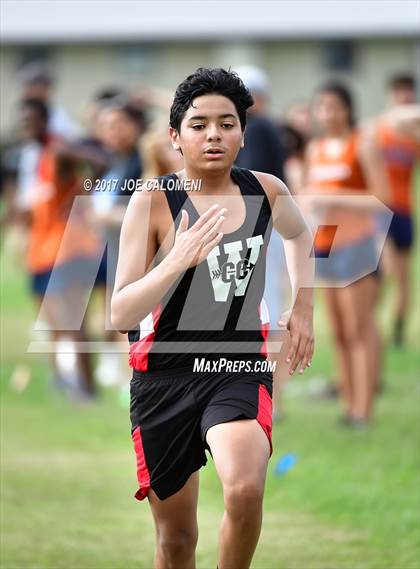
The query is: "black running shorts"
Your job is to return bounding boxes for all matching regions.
[130,365,273,501]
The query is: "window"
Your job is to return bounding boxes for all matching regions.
[324,40,354,71]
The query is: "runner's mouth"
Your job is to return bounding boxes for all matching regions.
[204,148,225,158]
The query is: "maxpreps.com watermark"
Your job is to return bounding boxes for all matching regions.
[83,177,202,192]
[193,358,277,374]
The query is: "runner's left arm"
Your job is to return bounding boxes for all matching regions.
[253,171,315,376]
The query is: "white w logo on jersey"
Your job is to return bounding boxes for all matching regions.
[206,235,264,302]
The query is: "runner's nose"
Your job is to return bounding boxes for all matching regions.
[206,124,221,142]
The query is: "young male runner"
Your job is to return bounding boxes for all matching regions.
[111,68,314,569]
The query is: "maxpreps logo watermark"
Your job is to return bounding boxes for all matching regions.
[193,358,277,373]
[28,194,393,356]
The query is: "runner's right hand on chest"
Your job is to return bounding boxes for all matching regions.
[167,205,226,271]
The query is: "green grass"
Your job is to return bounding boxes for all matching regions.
[1,224,419,568]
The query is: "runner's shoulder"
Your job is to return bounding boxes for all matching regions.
[124,177,171,234]
[128,177,170,208]
[249,170,291,204]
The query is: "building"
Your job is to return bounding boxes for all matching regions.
[0,0,418,139]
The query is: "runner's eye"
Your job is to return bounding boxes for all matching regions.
[192,124,205,130]
[222,123,234,129]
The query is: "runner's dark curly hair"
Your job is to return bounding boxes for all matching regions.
[170,67,254,132]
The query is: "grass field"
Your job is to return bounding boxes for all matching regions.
[1,228,419,568]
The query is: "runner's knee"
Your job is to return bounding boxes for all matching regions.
[224,480,264,518]
[157,526,198,560]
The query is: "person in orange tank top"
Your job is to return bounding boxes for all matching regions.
[303,81,391,427]
[21,98,100,400]
[376,74,419,346]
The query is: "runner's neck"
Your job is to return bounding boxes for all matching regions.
[177,166,237,195]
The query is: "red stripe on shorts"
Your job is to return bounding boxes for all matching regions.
[256,384,273,456]
[132,426,151,501]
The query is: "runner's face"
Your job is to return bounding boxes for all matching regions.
[170,94,244,172]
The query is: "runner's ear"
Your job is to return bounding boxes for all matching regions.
[169,126,181,151]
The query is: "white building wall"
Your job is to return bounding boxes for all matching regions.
[0,38,417,139]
